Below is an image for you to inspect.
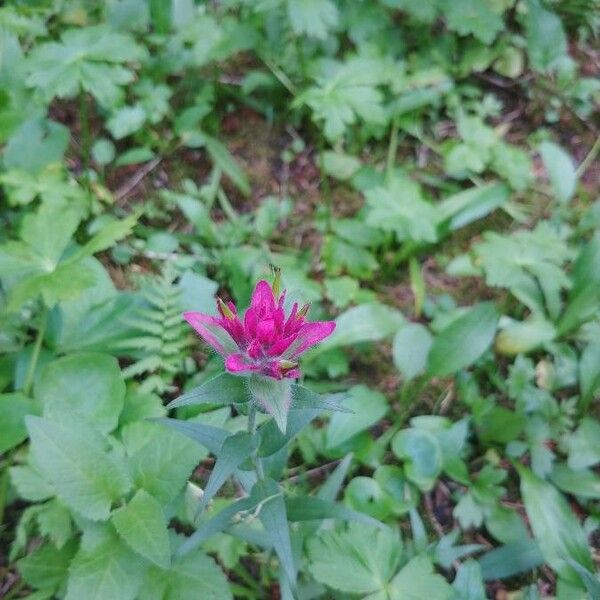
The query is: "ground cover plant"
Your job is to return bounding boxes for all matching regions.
[0,0,599,598]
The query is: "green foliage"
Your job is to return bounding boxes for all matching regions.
[1,0,598,597]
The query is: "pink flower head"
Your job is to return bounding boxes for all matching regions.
[184,275,336,380]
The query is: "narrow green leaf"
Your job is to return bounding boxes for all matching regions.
[252,478,296,587]
[478,539,544,580]
[167,372,249,409]
[177,497,256,557]
[519,466,593,584]
[153,417,229,454]
[285,496,388,531]
[199,431,257,511]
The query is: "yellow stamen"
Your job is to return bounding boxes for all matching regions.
[279,360,298,372]
[271,266,282,299]
[298,303,310,318]
[217,297,235,320]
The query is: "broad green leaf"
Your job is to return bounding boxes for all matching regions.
[525,0,567,71]
[112,489,171,568]
[128,423,201,505]
[65,528,147,600]
[107,105,146,139]
[551,465,600,499]
[495,317,556,355]
[566,419,600,470]
[473,222,571,318]
[0,392,37,453]
[365,173,440,244]
[25,26,146,107]
[178,270,219,314]
[3,118,70,174]
[519,466,593,584]
[119,390,166,427]
[26,415,131,520]
[140,545,232,600]
[539,142,576,203]
[389,555,452,600]
[297,56,387,141]
[438,183,510,231]
[322,150,361,180]
[18,540,77,592]
[37,499,72,549]
[10,464,54,502]
[427,303,498,376]
[35,353,125,435]
[392,428,443,491]
[318,302,404,351]
[452,559,486,600]
[167,372,249,409]
[287,0,338,39]
[393,323,432,381]
[439,0,503,43]
[478,539,544,580]
[307,523,401,595]
[70,214,137,261]
[326,385,387,449]
[199,431,257,511]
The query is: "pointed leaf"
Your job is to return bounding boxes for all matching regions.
[519,466,593,584]
[112,490,171,568]
[285,496,388,530]
[200,431,258,511]
[427,303,498,376]
[177,497,256,556]
[252,478,296,586]
[167,372,249,409]
[26,415,131,521]
[153,417,229,454]
[248,376,292,433]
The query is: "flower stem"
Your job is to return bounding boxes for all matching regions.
[247,403,265,481]
[23,307,48,397]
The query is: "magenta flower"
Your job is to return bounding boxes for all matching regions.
[184,277,336,380]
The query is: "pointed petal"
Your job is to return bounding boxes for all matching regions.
[184,312,239,356]
[225,353,260,374]
[250,280,276,314]
[287,321,336,358]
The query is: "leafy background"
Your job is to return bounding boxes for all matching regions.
[0,0,599,598]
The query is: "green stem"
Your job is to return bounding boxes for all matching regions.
[248,404,265,480]
[23,307,48,397]
[576,134,600,179]
[0,466,8,529]
[317,136,332,231]
[386,119,399,182]
[217,188,240,224]
[79,92,91,189]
